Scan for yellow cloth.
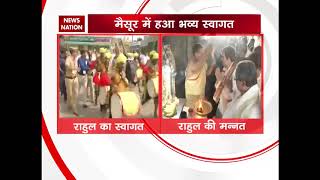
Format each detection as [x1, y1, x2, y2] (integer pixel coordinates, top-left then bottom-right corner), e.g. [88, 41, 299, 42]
[185, 95, 201, 109]
[118, 91, 140, 116]
[151, 76, 159, 95]
[151, 52, 159, 59]
[136, 68, 143, 79]
[133, 52, 139, 58]
[185, 63, 207, 107]
[104, 52, 112, 59]
[149, 50, 156, 55]
[149, 51, 158, 59]
[116, 53, 127, 64]
[126, 53, 134, 58]
[99, 48, 107, 54]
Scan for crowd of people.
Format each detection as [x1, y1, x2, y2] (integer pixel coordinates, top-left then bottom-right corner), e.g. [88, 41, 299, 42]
[59, 39, 159, 118]
[184, 36, 262, 118]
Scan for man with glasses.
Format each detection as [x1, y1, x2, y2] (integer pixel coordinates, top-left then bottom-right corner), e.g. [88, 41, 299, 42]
[222, 60, 260, 118]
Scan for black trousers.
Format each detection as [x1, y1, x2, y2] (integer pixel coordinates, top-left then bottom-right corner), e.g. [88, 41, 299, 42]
[205, 74, 217, 118]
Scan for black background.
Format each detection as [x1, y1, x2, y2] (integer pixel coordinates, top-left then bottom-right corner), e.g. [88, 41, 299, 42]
[3, 0, 305, 179]
[4, 0, 42, 178]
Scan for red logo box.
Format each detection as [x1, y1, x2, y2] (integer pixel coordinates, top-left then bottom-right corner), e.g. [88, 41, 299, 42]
[59, 16, 85, 32]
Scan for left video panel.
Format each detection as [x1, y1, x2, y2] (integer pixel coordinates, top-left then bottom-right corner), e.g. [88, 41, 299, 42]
[58, 35, 159, 119]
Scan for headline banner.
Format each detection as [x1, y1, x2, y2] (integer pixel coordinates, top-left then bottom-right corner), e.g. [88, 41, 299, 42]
[88, 14, 261, 33]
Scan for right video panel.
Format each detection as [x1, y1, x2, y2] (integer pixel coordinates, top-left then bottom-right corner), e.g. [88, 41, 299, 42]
[162, 35, 262, 119]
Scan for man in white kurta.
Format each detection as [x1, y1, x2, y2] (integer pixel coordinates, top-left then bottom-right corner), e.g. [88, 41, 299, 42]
[215, 46, 239, 115]
[222, 60, 260, 118]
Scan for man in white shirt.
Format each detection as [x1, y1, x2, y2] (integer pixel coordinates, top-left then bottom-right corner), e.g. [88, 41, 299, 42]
[215, 46, 239, 115]
[222, 60, 260, 118]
